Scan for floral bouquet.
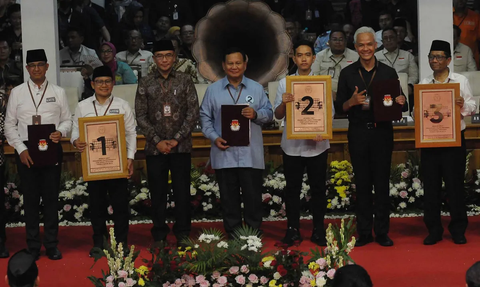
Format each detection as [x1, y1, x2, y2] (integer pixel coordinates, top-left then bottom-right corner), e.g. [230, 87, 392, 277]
[326, 160, 355, 211]
[3, 182, 22, 223]
[58, 177, 90, 222]
[262, 171, 287, 218]
[389, 155, 424, 212]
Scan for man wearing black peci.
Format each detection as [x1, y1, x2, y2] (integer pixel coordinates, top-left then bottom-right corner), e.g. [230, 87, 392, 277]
[4, 49, 72, 260]
[335, 26, 405, 247]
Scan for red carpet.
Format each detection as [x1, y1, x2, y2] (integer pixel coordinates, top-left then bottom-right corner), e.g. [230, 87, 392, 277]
[0, 216, 479, 287]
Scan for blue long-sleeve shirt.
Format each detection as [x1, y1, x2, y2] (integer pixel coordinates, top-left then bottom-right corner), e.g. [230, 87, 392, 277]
[200, 76, 273, 170]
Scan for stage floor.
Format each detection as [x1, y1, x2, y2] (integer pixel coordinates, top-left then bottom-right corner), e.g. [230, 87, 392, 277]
[0, 216, 478, 287]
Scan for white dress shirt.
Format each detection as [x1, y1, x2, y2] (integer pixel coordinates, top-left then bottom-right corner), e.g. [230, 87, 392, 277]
[71, 94, 137, 159]
[454, 43, 477, 72]
[375, 30, 383, 47]
[312, 48, 358, 92]
[59, 45, 98, 66]
[116, 49, 154, 78]
[4, 79, 72, 154]
[375, 48, 419, 85]
[273, 71, 334, 157]
[420, 70, 476, 130]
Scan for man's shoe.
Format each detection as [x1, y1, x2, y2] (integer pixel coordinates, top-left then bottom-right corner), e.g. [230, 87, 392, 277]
[280, 227, 303, 247]
[355, 235, 373, 247]
[375, 235, 394, 247]
[46, 247, 62, 260]
[28, 249, 40, 261]
[423, 234, 442, 245]
[0, 243, 9, 258]
[89, 246, 103, 258]
[311, 231, 327, 246]
[453, 235, 467, 245]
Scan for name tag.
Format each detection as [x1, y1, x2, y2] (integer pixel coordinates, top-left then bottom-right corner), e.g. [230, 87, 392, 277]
[46, 97, 56, 103]
[109, 109, 120, 114]
[140, 59, 146, 62]
[398, 57, 405, 61]
[456, 55, 463, 59]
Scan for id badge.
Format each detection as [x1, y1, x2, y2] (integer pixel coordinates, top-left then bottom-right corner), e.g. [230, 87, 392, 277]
[163, 103, 172, 117]
[327, 67, 335, 78]
[173, 11, 178, 20]
[32, 115, 41, 125]
[362, 95, 371, 110]
[315, 10, 320, 18]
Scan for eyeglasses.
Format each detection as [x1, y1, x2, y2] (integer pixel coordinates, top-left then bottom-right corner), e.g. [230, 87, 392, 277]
[428, 55, 447, 61]
[383, 36, 397, 42]
[27, 62, 46, 69]
[154, 53, 174, 60]
[330, 37, 345, 42]
[100, 49, 113, 54]
[94, 79, 113, 86]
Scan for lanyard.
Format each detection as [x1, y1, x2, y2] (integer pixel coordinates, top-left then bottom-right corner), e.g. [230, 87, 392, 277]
[358, 68, 377, 92]
[385, 50, 400, 67]
[27, 81, 49, 115]
[330, 55, 345, 69]
[160, 78, 172, 95]
[93, 97, 114, 116]
[227, 85, 244, 104]
[127, 52, 141, 65]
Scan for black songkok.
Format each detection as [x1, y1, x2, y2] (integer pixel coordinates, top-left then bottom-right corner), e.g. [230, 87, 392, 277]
[430, 40, 451, 56]
[92, 65, 113, 80]
[26, 49, 47, 63]
[7, 249, 38, 287]
[152, 39, 175, 53]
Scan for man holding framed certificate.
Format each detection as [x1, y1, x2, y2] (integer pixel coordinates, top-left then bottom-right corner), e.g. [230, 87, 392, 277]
[335, 27, 406, 247]
[274, 40, 333, 247]
[71, 66, 136, 256]
[419, 40, 476, 245]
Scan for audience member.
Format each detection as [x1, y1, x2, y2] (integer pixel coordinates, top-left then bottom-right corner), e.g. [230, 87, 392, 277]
[1, 3, 21, 63]
[99, 42, 137, 85]
[116, 29, 154, 78]
[70, 0, 111, 51]
[314, 14, 344, 53]
[58, 0, 78, 49]
[466, 261, 480, 287]
[0, 39, 22, 90]
[119, 6, 154, 51]
[454, 0, 480, 68]
[168, 26, 181, 40]
[0, 0, 9, 32]
[313, 29, 358, 97]
[154, 16, 171, 42]
[286, 18, 300, 44]
[284, 0, 334, 34]
[5, 249, 39, 287]
[332, 264, 373, 287]
[454, 24, 477, 72]
[375, 10, 393, 47]
[59, 27, 98, 66]
[148, 0, 201, 27]
[381, 0, 418, 42]
[179, 24, 195, 62]
[344, 0, 381, 31]
[343, 23, 355, 50]
[392, 18, 417, 56]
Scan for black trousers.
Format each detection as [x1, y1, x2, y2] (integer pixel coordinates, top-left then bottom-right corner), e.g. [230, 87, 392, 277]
[15, 150, 62, 251]
[146, 153, 191, 241]
[0, 165, 5, 243]
[348, 123, 393, 237]
[88, 178, 129, 247]
[215, 168, 263, 235]
[421, 131, 467, 237]
[283, 151, 328, 233]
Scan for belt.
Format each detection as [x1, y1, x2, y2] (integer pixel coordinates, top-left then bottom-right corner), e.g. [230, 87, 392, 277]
[349, 121, 392, 130]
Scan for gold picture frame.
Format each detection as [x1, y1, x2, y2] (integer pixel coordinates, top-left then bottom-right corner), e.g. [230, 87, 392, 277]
[286, 75, 333, 139]
[414, 83, 461, 148]
[78, 115, 128, 181]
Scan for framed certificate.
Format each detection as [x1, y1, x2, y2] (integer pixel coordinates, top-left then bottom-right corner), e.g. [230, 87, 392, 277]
[286, 75, 333, 139]
[414, 83, 461, 148]
[78, 115, 128, 181]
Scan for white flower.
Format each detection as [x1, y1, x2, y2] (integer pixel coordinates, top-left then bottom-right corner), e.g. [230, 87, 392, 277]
[315, 276, 327, 287]
[273, 272, 281, 279]
[408, 197, 415, 203]
[217, 241, 229, 248]
[398, 202, 407, 209]
[269, 210, 277, 217]
[412, 181, 421, 190]
[190, 186, 197, 196]
[272, 195, 281, 204]
[331, 197, 339, 207]
[198, 233, 220, 243]
[415, 189, 424, 197]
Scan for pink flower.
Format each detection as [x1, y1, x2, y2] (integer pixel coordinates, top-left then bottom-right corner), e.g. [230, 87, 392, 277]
[183, 275, 196, 286]
[316, 258, 327, 269]
[106, 283, 113, 287]
[299, 275, 310, 284]
[107, 205, 114, 215]
[327, 269, 336, 279]
[118, 283, 126, 287]
[126, 278, 136, 287]
[213, 284, 221, 287]
[195, 275, 207, 284]
[163, 283, 170, 287]
[240, 265, 249, 273]
[399, 190, 408, 199]
[199, 281, 210, 287]
[305, 195, 311, 202]
[212, 271, 221, 279]
[117, 270, 128, 278]
[106, 276, 114, 283]
[12, 191, 20, 199]
[229, 266, 240, 274]
[63, 204, 72, 212]
[175, 278, 183, 286]
[413, 178, 421, 184]
[248, 274, 259, 283]
[317, 271, 326, 278]
[401, 170, 409, 178]
[217, 276, 228, 285]
[235, 275, 246, 285]
[3, 187, 8, 194]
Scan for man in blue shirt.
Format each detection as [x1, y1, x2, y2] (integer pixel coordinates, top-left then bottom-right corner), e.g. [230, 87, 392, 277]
[274, 40, 332, 246]
[200, 47, 273, 237]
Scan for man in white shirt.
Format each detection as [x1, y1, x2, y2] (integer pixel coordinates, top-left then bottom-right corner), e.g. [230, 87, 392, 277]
[312, 29, 358, 98]
[453, 25, 477, 72]
[4, 49, 72, 260]
[71, 66, 136, 256]
[116, 29, 154, 78]
[59, 27, 98, 66]
[274, 40, 333, 247]
[420, 40, 476, 246]
[375, 28, 418, 111]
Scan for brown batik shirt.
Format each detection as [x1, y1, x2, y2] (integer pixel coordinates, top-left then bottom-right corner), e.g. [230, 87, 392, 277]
[135, 69, 199, 155]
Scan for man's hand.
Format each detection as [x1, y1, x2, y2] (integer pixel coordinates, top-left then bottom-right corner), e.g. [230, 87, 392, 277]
[214, 137, 230, 150]
[156, 140, 171, 154]
[395, 95, 406, 105]
[127, 159, 134, 178]
[74, 140, 87, 152]
[456, 97, 464, 108]
[313, 134, 324, 142]
[167, 139, 178, 148]
[282, 93, 294, 104]
[49, 131, 62, 143]
[241, 107, 257, 119]
[349, 86, 367, 107]
[20, 150, 34, 168]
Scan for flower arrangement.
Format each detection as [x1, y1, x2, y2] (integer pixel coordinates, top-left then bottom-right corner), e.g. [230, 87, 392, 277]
[58, 177, 90, 222]
[89, 228, 140, 287]
[326, 160, 355, 211]
[3, 182, 22, 222]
